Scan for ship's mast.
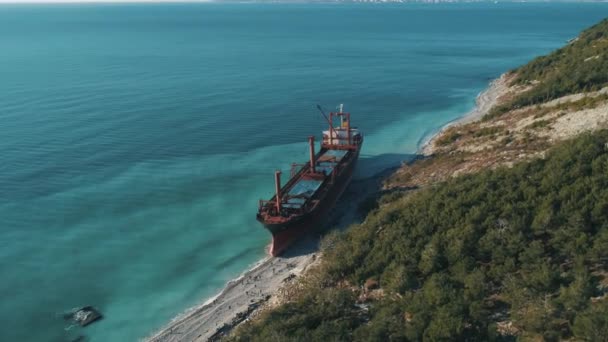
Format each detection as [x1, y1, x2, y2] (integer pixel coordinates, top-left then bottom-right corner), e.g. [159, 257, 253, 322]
[317, 105, 338, 146]
[274, 170, 281, 212]
[308, 136, 316, 174]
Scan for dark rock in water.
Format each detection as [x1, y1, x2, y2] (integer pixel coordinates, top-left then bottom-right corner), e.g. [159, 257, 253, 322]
[64, 306, 103, 327]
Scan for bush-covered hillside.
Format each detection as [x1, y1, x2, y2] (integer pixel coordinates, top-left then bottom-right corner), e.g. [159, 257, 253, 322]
[490, 18, 608, 117]
[231, 130, 608, 341]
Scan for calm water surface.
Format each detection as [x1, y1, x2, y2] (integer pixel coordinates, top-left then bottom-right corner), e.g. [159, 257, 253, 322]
[0, 3, 606, 341]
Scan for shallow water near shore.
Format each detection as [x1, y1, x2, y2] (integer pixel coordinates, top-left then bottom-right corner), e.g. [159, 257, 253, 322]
[1, 3, 607, 341]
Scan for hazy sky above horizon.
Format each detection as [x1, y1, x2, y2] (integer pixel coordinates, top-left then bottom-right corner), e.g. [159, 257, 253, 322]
[0, 0, 212, 3]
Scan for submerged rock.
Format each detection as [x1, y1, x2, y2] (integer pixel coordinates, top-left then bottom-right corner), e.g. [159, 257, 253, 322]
[64, 306, 103, 327]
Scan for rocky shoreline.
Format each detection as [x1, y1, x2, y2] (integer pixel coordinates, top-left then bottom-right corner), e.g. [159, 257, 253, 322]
[145, 244, 319, 342]
[145, 170, 390, 342]
[420, 73, 510, 156]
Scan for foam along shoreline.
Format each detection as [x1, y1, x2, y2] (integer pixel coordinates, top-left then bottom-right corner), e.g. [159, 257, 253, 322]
[419, 73, 509, 156]
[145, 77, 509, 342]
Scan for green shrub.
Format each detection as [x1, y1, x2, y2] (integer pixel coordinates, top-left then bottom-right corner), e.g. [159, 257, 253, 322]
[473, 126, 504, 138]
[436, 130, 462, 146]
[527, 119, 551, 130]
[231, 130, 608, 341]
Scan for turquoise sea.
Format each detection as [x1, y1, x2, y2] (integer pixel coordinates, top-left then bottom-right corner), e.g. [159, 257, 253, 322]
[1, 3, 606, 341]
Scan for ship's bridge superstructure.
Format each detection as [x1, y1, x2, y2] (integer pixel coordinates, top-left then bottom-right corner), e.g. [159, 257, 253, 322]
[321, 106, 362, 150]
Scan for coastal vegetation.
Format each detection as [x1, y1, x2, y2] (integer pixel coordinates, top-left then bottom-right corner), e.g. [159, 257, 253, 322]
[232, 130, 608, 341]
[489, 18, 608, 118]
[228, 18, 608, 342]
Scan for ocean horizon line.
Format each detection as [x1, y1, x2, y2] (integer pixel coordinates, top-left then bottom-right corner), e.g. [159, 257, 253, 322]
[1, 0, 606, 5]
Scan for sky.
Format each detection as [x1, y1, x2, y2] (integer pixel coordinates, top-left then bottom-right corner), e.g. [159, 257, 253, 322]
[0, 0, 212, 3]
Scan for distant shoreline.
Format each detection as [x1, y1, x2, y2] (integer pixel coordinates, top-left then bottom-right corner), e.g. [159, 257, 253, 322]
[0, 1, 213, 4]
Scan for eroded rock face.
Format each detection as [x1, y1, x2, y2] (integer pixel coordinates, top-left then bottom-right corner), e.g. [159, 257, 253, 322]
[64, 306, 103, 327]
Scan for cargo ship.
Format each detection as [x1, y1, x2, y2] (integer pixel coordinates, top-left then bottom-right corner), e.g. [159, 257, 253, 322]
[256, 105, 363, 256]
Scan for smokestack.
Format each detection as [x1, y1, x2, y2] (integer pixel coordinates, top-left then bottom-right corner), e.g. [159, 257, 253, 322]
[275, 170, 282, 212]
[309, 136, 316, 173]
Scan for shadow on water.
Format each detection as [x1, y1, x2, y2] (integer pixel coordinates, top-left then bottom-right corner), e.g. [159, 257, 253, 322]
[278, 152, 417, 260]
